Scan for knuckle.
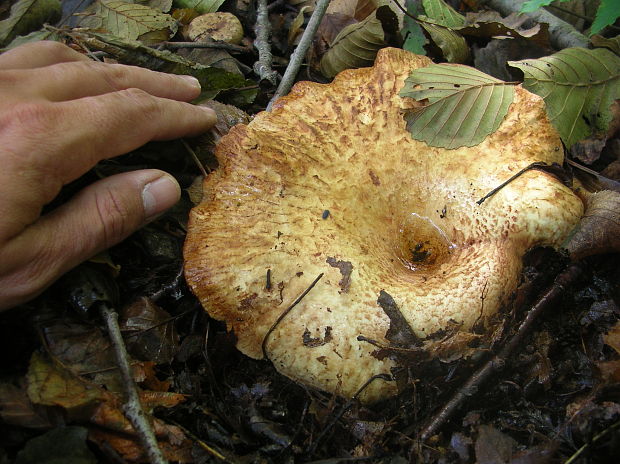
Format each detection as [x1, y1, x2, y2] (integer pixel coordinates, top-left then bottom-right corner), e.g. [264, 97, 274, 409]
[119, 87, 160, 112]
[94, 187, 133, 248]
[101, 63, 135, 90]
[0, 246, 56, 310]
[9, 101, 56, 131]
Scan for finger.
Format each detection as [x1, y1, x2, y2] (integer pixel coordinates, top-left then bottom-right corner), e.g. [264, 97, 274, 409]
[11, 60, 201, 102]
[35, 90, 216, 182]
[0, 169, 180, 310]
[0, 41, 89, 70]
[0, 92, 214, 240]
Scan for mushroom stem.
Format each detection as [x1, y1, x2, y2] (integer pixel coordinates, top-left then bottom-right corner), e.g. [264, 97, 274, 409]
[267, 0, 331, 110]
[418, 263, 583, 442]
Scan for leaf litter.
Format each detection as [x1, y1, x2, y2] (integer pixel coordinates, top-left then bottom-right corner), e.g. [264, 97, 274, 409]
[1, 0, 620, 462]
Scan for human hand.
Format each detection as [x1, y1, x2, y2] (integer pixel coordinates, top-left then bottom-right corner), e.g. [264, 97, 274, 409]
[0, 41, 217, 310]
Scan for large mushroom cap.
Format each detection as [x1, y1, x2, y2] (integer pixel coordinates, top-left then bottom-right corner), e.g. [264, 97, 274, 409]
[184, 48, 583, 402]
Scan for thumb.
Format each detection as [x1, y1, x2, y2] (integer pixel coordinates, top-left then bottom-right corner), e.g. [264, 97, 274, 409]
[0, 170, 180, 309]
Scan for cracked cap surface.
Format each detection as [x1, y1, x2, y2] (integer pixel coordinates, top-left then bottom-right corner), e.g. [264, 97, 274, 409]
[184, 48, 583, 402]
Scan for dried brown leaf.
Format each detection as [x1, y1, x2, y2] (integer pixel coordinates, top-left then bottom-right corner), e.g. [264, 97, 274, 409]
[120, 297, 180, 364]
[310, 12, 358, 67]
[475, 424, 517, 464]
[564, 190, 620, 260]
[0, 382, 53, 429]
[26, 352, 107, 416]
[461, 11, 550, 48]
[603, 321, 620, 355]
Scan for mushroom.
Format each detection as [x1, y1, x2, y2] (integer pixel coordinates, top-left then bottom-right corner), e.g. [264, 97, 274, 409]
[184, 48, 583, 402]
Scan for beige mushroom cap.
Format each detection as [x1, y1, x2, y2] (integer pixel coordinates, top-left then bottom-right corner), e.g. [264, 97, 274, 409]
[184, 48, 583, 402]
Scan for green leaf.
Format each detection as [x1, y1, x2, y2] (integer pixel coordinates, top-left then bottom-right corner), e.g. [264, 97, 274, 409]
[15, 427, 97, 464]
[78, 32, 255, 102]
[319, 6, 398, 78]
[1, 27, 61, 50]
[422, 0, 465, 28]
[591, 0, 620, 35]
[591, 34, 620, 55]
[520, 0, 555, 13]
[87, 0, 178, 44]
[172, 0, 225, 14]
[509, 47, 620, 148]
[399, 64, 515, 149]
[138, 0, 173, 12]
[0, 0, 61, 47]
[420, 21, 469, 63]
[402, 0, 427, 55]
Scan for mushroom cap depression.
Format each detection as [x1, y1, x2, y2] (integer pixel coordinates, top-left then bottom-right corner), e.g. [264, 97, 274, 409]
[184, 48, 583, 402]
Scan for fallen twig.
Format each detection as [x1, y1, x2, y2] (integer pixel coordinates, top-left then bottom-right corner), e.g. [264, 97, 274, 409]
[267, 0, 331, 110]
[162, 41, 250, 53]
[100, 304, 168, 464]
[486, 0, 588, 49]
[418, 263, 583, 442]
[182, 138, 209, 177]
[564, 419, 620, 464]
[253, 0, 279, 85]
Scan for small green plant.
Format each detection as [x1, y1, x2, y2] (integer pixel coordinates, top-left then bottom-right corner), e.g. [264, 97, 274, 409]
[521, 0, 620, 35]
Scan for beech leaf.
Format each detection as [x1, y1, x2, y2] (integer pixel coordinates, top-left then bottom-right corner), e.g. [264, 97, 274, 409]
[172, 0, 225, 14]
[590, 0, 620, 35]
[319, 5, 398, 78]
[79, 32, 254, 101]
[420, 21, 469, 63]
[0, 0, 61, 46]
[87, 0, 178, 44]
[399, 64, 514, 148]
[563, 190, 620, 260]
[509, 47, 620, 148]
[422, 0, 465, 28]
[2, 27, 61, 50]
[138, 0, 173, 12]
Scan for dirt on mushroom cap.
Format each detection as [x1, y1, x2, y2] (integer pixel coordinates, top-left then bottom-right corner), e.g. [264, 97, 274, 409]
[183, 48, 583, 402]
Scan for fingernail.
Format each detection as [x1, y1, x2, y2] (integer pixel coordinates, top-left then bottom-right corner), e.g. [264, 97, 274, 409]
[199, 105, 217, 122]
[142, 175, 181, 220]
[180, 75, 201, 89]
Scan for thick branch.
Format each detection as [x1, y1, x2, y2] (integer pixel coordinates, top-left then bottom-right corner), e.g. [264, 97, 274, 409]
[267, 0, 331, 110]
[485, 0, 588, 49]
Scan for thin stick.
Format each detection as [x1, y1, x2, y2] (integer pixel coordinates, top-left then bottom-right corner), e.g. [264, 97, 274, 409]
[419, 263, 582, 442]
[100, 304, 167, 464]
[253, 0, 279, 85]
[564, 419, 620, 464]
[162, 41, 249, 53]
[181, 139, 209, 177]
[261, 273, 324, 358]
[476, 162, 545, 205]
[267, 0, 331, 110]
[169, 421, 231, 462]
